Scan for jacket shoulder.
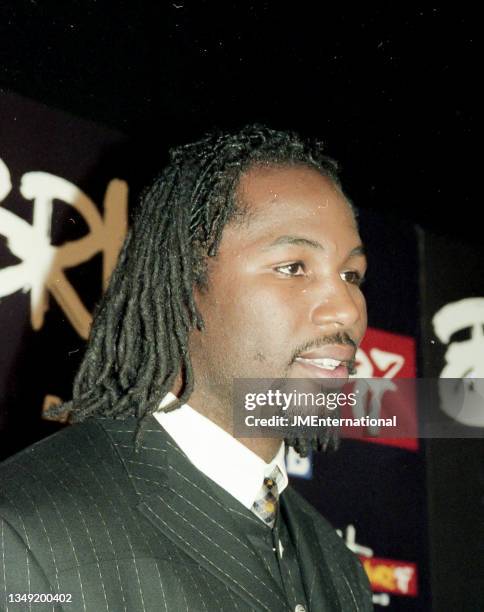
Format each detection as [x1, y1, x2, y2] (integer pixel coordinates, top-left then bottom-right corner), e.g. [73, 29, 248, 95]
[0, 419, 136, 517]
[0, 420, 114, 483]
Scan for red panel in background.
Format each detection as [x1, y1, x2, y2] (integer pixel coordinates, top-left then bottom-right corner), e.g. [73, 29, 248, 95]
[360, 556, 418, 597]
[355, 327, 418, 451]
[359, 328, 416, 378]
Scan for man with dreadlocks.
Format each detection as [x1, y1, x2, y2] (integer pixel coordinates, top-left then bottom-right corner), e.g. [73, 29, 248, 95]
[0, 125, 372, 611]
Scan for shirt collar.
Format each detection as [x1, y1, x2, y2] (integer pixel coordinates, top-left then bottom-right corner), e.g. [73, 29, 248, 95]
[153, 393, 288, 509]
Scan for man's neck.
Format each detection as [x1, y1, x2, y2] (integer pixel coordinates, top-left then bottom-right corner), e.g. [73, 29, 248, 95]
[191, 403, 282, 462]
[179, 386, 282, 463]
[233, 436, 282, 463]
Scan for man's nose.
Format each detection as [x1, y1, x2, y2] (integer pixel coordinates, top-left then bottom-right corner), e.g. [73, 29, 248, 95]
[309, 278, 362, 330]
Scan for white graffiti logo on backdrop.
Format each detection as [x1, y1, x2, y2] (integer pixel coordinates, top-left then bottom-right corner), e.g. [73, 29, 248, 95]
[0, 156, 128, 339]
[350, 346, 404, 435]
[432, 297, 484, 427]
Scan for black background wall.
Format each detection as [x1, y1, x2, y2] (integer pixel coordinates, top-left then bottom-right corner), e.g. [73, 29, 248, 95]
[1, 4, 481, 611]
[0, 3, 479, 245]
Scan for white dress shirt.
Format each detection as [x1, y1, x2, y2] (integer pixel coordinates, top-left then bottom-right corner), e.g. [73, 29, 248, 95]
[154, 393, 288, 511]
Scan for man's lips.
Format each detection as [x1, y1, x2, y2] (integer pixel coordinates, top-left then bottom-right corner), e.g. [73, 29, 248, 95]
[292, 346, 355, 379]
[297, 346, 355, 362]
[293, 359, 349, 379]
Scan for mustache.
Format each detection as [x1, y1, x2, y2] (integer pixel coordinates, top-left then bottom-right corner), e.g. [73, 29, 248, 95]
[288, 332, 358, 374]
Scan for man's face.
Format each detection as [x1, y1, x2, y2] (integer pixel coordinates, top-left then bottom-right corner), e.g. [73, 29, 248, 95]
[187, 164, 368, 423]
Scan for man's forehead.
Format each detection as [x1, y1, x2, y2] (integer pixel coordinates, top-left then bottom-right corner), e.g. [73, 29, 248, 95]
[234, 163, 356, 227]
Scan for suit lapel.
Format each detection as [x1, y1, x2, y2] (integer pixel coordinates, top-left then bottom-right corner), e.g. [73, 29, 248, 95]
[109, 417, 288, 612]
[282, 488, 344, 612]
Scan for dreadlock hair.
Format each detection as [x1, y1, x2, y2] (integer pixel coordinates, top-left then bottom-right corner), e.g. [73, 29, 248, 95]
[51, 124, 348, 456]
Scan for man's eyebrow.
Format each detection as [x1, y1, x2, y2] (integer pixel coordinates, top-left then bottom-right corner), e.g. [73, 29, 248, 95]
[263, 235, 324, 251]
[263, 235, 367, 258]
[348, 244, 366, 258]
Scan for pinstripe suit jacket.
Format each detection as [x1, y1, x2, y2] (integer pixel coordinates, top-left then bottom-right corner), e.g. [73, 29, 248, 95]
[0, 417, 372, 612]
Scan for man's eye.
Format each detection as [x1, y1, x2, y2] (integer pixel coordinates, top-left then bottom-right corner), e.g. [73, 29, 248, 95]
[341, 270, 365, 286]
[274, 262, 306, 276]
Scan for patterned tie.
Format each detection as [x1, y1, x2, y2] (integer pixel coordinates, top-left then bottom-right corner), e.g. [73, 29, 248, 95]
[251, 467, 281, 528]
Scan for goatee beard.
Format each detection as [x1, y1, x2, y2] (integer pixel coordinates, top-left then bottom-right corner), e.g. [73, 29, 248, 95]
[285, 426, 340, 458]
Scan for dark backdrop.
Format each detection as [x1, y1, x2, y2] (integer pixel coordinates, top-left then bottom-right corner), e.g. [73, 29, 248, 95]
[0, 3, 478, 244]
